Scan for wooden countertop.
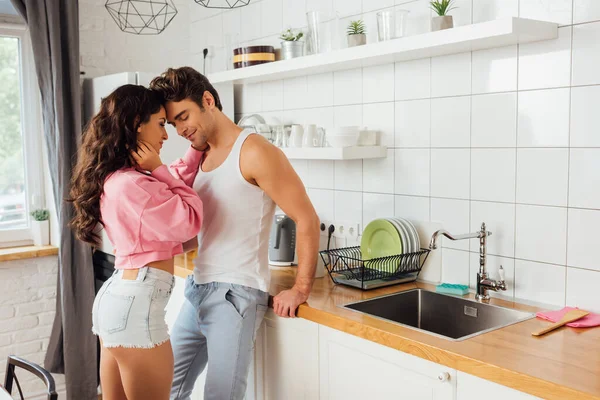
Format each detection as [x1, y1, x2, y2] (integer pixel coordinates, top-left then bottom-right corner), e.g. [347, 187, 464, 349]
[174, 262, 600, 400]
[0, 245, 58, 262]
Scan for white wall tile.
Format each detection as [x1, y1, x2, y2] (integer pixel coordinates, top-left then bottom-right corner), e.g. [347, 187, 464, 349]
[307, 107, 335, 132]
[262, 80, 284, 111]
[395, 58, 430, 100]
[307, 160, 334, 189]
[431, 149, 470, 199]
[334, 68, 363, 106]
[335, 190, 363, 223]
[363, 149, 395, 194]
[394, 149, 430, 196]
[431, 53, 471, 97]
[441, 248, 470, 286]
[470, 253, 515, 298]
[395, 195, 430, 222]
[395, 99, 431, 148]
[473, 0, 519, 23]
[241, 1, 262, 41]
[470, 201, 516, 258]
[515, 259, 566, 307]
[517, 88, 570, 147]
[518, 27, 571, 90]
[567, 208, 600, 271]
[471, 92, 517, 148]
[515, 205, 567, 265]
[334, 160, 363, 192]
[308, 189, 334, 221]
[283, 0, 307, 29]
[447, 0, 472, 27]
[261, 0, 283, 37]
[363, 0, 395, 13]
[307, 72, 334, 108]
[239, 82, 262, 113]
[431, 198, 470, 251]
[283, 76, 308, 109]
[334, 0, 362, 17]
[569, 149, 600, 210]
[519, 0, 573, 26]
[570, 86, 600, 147]
[222, 8, 242, 43]
[431, 96, 470, 148]
[363, 193, 395, 225]
[363, 102, 395, 147]
[472, 45, 517, 94]
[574, 0, 600, 23]
[566, 268, 600, 313]
[572, 22, 600, 86]
[517, 149, 569, 207]
[306, 0, 334, 15]
[334, 105, 363, 128]
[363, 64, 395, 103]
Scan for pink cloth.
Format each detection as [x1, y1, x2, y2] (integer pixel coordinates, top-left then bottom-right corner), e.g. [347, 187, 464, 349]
[536, 307, 600, 328]
[100, 151, 204, 270]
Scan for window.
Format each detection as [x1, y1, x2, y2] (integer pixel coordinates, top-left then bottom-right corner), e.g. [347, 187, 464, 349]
[0, 23, 44, 246]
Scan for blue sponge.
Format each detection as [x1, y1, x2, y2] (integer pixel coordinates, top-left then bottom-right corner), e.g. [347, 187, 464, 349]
[436, 283, 469, 296]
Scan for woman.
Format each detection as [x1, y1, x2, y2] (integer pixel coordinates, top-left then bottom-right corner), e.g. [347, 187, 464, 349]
[69, 84, 203, 400]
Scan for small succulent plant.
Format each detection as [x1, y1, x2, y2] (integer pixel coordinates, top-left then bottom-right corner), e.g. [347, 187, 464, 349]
[30, 209, 49, 221]
[430, 0, 457, 16]
[347, 20, 366, 35]
[280, 28, 304, 41]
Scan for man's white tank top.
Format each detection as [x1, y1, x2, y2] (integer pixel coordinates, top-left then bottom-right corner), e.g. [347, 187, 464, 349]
[192, 129, 276, 292]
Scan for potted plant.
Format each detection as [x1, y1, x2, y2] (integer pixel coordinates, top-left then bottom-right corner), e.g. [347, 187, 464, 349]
[430, 0, 456, 31]
[30, 208, 50, 246]
[347, 20, 366, 47]
[279, 28, 304, 60]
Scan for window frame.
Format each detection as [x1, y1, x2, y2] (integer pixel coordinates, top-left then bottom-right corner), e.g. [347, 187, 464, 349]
[0, 22, 45, 247]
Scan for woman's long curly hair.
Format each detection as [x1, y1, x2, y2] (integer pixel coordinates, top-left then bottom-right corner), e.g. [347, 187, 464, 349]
[69, 84, 163, 246]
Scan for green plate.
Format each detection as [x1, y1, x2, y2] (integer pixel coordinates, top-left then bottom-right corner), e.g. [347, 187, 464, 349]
[361, 219, 403, 262]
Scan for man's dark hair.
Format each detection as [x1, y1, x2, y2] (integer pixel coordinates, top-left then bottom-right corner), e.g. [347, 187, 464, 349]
[149, 66, 222, 111]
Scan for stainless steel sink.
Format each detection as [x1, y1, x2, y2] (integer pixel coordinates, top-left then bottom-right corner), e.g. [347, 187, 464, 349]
[344, 289, 534, 341]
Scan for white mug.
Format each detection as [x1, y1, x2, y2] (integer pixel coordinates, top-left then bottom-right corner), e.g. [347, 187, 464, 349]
[289, 125, 304, 148]
[303, 124, 319, 148]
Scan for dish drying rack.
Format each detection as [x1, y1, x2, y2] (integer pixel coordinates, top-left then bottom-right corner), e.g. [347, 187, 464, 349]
[319, 245, 430, 290]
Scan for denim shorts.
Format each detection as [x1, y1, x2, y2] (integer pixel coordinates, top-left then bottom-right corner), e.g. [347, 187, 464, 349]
[92, 267, 175, 348]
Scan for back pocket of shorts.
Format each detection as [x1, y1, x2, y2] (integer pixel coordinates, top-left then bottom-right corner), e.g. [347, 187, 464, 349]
[99, 292, 135, 334]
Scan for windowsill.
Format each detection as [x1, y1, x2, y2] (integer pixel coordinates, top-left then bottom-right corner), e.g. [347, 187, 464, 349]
[0, 245, 59, 262]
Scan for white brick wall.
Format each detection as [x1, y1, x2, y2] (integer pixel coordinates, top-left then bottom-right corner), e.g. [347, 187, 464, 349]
[0, 256, 66, 398]
[79, 0, 193, 78]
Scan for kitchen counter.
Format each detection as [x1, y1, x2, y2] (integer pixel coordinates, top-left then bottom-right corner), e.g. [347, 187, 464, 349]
[173, 262, 600, 400]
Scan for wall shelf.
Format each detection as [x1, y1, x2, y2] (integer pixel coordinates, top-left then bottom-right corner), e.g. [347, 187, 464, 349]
[208, 18, 557, 85]
[281, 146, 387, 160]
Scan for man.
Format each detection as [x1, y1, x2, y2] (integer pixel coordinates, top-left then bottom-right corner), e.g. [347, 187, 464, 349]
[150, 67, 320, 400]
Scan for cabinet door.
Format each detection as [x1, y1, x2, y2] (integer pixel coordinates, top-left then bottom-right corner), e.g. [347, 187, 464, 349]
[254, 310, 320, 400]
[456, 371, 541, 400]
[319, 325, 456, 400]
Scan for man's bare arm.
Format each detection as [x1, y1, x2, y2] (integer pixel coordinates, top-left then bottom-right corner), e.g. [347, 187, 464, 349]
[241, 134, 320, 316]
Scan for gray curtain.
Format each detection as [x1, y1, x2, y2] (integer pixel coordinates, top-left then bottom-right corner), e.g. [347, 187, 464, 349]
[10, 1, 97, 399]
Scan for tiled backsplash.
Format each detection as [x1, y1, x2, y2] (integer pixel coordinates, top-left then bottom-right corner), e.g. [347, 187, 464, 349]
[189, 0, 600, 312]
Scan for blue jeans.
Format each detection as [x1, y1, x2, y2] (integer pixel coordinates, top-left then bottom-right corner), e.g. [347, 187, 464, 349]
[170, 276, 269, 400]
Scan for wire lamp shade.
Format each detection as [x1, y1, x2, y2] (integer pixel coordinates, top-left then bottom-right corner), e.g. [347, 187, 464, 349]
[194, 0, 251, 9]
[105, 0, 178, 35]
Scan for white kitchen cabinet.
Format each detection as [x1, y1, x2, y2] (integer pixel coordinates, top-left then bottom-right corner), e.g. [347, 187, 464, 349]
[253, 309, 320, 400]
[456, 371, 541, 400]
[318, 325, 456, 400]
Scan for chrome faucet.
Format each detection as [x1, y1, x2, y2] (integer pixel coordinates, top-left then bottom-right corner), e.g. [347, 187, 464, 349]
[429, 222, 506, 302]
